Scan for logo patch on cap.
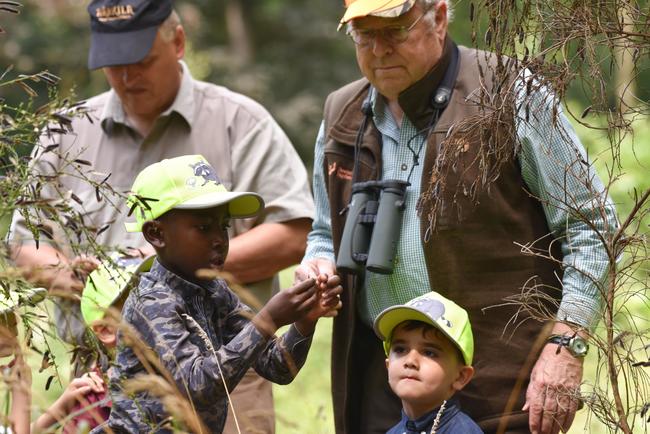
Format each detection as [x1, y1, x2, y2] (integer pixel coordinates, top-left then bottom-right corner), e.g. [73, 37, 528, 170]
[190, 161, 222, 187]
[95, 5, 135, 22]
[410, 298, 452, 328]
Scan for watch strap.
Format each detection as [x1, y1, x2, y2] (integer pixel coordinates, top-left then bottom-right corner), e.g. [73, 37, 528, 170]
[547, 333, 588, 357]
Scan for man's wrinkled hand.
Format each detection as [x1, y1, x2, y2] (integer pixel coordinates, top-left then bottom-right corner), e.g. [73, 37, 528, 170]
[294, 258, 336, 285]
[49, 256, 99, 297]
[524, 341, 584, 434]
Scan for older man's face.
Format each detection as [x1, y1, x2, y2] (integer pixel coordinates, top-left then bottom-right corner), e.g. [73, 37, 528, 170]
[103, 27, 184, 123]
[352, 3, 448, 102]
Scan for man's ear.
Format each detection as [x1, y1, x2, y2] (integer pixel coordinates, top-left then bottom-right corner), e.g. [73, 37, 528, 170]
[452, 365, 475, 392]
[174, 25, 186, 60]
[142, 220, 165, 248]
[433, 1, 449, 38]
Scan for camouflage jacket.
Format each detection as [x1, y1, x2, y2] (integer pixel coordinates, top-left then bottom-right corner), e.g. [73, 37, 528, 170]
[104, 260, 313, 433]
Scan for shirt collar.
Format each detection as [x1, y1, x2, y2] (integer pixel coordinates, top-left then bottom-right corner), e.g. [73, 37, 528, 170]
[100, 60, 196, 134]
[146, 259, 224, 298]
[400, 398, 461, 433]
[371, 87, 413, 143]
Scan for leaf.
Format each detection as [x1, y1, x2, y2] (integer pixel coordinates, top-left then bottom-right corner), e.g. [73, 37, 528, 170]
[17, 81, 37, 97]
[42, 144, 59, 153]
[73, 159, 92, 166]
[97, 224, 110, 236]
[45, 375, 55, 391]
[37, 71, 59, 85]
[0, 64, 14, 81]
[46, 127, 67, 134]
[40, 350, 51, 372]
[52, 112, 72, 125]
[99, 172, 111, 184]
[0, 5, 21, 14]
[71, 192, 83, 205]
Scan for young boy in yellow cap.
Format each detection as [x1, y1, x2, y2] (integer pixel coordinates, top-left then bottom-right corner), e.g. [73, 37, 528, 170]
[374, 292, 483, 434]
[103, 154, 341, 433]
[58, 255, 152, 433]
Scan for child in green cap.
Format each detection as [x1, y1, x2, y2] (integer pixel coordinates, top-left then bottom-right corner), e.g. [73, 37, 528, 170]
[374, 291, 483, 434]
[0, 286, 109, 434]
[104, 154, 341, 434]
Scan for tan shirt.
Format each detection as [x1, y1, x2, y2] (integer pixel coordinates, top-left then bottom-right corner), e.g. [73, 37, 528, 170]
[11, 61, 314, 293]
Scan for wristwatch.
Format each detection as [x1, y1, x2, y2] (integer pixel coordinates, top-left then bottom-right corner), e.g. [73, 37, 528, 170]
[547, 334, 589, 358]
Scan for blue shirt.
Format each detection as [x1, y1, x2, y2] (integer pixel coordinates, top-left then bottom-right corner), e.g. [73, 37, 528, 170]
[387, 400, 483, 434]
[304, 71, 618, 329]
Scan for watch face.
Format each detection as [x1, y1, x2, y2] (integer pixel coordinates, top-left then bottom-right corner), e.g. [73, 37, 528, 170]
[570, 337, 589, 357]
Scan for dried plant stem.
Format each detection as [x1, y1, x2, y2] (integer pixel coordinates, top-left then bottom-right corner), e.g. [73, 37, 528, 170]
[181, 313, 242, 434]
[604, 262, 632, 434]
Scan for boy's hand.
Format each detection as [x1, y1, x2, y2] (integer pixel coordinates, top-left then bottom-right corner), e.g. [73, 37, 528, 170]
[254, 278, 317, 336]
[295, 273, 343, 335]
[315, 273, 343, 317]
[34, 371, 104, 431]
[52, 371, 105, 415]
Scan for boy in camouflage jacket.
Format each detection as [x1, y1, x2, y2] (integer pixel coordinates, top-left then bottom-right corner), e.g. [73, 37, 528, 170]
[102, 155, 341, 433]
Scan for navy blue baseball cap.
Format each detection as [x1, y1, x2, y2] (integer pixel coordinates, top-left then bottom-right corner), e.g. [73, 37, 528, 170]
[87, 0, 173, 69]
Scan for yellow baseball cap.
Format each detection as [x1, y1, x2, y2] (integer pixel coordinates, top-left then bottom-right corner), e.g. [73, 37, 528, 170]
[125, 155, 264, 232]
[374, 291, 474, 365]
[81, 255, 155, 325]
[339, 0, 416, 28]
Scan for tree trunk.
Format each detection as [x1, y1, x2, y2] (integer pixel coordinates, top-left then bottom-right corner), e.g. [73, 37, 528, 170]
[615, 3, 637, 114]
[225, 0, 253, 66]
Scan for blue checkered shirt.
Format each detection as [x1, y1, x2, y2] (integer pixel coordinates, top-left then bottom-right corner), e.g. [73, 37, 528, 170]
[304, 76, 618, 329]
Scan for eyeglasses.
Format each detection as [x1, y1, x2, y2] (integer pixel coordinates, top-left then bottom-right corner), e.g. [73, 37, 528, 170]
[347, 7, 431, 47]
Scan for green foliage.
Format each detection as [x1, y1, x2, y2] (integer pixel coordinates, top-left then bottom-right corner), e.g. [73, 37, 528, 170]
[0, 0, 497, 167]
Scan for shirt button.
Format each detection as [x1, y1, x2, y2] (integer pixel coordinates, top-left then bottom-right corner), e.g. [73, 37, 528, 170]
[400, 163, 408, 171]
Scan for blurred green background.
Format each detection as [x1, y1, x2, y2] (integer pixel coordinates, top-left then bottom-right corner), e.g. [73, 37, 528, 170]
[2, 0, 647, 169]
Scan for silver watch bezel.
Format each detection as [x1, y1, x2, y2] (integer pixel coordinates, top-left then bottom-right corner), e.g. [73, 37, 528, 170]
[548, 334, 589, 358]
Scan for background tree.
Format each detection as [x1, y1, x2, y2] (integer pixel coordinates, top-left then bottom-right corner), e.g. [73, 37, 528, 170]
[457, 1, 649, 433]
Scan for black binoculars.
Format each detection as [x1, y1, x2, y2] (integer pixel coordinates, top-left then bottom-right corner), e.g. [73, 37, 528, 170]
[337, 179, 410, 275]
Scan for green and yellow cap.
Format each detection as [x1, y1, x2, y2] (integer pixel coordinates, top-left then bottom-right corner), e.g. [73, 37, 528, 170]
[81, 255, 154, 325]
[374, 291, 474, 365]
[125, 155, 264, 232]
[339, 0, 416, 28]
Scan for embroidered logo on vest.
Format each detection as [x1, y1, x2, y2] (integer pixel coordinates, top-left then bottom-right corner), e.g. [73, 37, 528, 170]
[328, 162, 353, 181]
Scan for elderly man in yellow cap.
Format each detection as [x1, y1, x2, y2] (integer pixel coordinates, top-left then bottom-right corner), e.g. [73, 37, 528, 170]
[296, 0, 617, 433]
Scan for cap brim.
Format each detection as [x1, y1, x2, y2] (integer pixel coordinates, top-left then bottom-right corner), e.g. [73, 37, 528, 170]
[375, 305, 472, 364]
[109, 255, 156, 311]
[174, 191, 264, 219]
[375, 306, 443, 341]
[340, 0, 415, 26]
[88, 25, 159, 69]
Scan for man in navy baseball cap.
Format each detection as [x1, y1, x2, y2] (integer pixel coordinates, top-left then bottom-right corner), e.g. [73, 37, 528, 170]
[10, 1, 315, 433]
[87, 0, 173, 69]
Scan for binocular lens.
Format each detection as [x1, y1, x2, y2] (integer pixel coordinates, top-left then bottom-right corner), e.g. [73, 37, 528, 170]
[336, 179, 409, 275]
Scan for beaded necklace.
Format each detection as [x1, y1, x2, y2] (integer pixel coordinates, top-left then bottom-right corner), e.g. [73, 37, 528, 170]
[429, 400, 447, 434]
